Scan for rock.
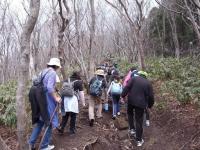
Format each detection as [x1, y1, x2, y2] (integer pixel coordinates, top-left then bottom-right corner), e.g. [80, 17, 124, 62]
[118, 130, 128, 140]
[114, 117, 129, 130]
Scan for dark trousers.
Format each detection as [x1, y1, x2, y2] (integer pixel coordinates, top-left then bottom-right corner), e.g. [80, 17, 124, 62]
[112, 94, 120, 116]
[145, 108, 150, 120]
[127, 104, 144, 141]
[60, 112, 77, 132]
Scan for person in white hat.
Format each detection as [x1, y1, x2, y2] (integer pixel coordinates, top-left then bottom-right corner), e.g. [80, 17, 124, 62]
[88, 69, 107, 127]
[29, 58, 62, 150]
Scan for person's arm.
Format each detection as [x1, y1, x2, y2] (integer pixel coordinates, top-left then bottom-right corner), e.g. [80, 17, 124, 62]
[47, 73, 61, 103]
[107, 82, 112, 96]
[121, 78, 133, 98]
[79, 91, 86, 106]
[102, 79, 107, 100]
[78, 81, 86, 106]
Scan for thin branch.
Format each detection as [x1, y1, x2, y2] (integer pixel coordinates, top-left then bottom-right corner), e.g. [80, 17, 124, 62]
[104, 0, 134, 26]
[155, 0, 183, 15]
[191, 0, 200, 10]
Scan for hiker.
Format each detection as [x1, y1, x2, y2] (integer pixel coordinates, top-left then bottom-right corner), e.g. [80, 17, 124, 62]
[107, 75, 123, 119]
[28, 58, 62, 150]
[57, 71, 86, 135]
[123, 67, 138, 87]
[88, 69, 107, 126]
[121, 71, 154, 147]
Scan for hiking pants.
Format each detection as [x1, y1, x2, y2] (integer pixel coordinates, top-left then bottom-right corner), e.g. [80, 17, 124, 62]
[145, 108, 150, 120]
[60, 112, 77, 132]
[127, 104, 144, 141]
[89, 96, 102, 120]
[112, 94, 120, 116]
[29, 120, 52, 149]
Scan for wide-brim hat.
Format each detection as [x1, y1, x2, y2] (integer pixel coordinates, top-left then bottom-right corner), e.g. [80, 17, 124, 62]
[95, 69, 105, 76]
[47, 58, 61, 68]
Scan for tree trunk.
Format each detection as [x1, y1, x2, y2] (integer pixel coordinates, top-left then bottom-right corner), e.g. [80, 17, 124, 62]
[168, 12, 180, 59]
[16, 0, 40, 149]
[88, 0, 95, 78]
[74, 0, 88, 81]
[184, 0, 200, 43]
[58, 0, 70, 80]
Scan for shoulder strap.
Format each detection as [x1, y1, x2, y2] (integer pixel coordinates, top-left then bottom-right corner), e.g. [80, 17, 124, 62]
[40, 69, 51, 83]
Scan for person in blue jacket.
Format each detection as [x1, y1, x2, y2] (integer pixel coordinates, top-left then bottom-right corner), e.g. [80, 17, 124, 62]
[28, 58, 62, 150]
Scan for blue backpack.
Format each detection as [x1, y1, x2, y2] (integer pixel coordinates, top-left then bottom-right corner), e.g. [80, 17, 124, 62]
[89, 77, 103, 97]
[111, 81, 122, 95]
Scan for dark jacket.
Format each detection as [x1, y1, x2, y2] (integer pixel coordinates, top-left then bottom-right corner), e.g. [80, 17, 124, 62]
[121, 76, 154, 109]
[29, 76, 50, 125]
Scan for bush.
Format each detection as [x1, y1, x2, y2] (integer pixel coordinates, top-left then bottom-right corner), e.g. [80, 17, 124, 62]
[146, 57, 200, 104]
[0, 81, 17, 128]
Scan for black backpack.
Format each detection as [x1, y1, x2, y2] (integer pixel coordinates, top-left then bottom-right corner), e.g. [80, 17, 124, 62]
[28, 70, 50, 125]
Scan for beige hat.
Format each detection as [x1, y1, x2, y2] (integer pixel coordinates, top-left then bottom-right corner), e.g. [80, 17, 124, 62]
[95, 69, 105, 76]
[47, 58, 61, 68]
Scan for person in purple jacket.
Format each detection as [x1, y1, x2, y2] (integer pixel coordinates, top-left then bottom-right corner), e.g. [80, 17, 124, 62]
[29, 58, 62, 150]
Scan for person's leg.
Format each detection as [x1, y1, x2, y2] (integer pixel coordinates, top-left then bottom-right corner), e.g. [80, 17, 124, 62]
[135, 106, 144, 141]
[112, 94, 117, 117]
[59, 112, 70, 132]
[70, 112, 77, 133]
[41, 125, 53, 149]
[145, 108, 150, 120]
[127, 104, 135, 130]
[96, 97, 103, 118]
[28, 120, 44, 148]
[88, 96, 95, 120]
[116, 94, 121, 114]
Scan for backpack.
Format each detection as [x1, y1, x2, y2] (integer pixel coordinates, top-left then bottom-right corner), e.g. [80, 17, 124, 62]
[111, 68, 119, 76]
[131, 70, 138, 78]
[60, 79, 78, 97]
[89, 77, 103, 97]
[111, 81, 122, 95]
[29, 69, 51, 125]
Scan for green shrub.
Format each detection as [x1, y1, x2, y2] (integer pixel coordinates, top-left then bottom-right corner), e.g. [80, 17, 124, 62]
[147, 57, 200, 104]
[0, 81, 17, 128]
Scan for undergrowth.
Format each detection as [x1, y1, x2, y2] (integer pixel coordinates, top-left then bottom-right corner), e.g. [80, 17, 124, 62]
[119, 57, 200, 105]
[0, 81, 17, 128]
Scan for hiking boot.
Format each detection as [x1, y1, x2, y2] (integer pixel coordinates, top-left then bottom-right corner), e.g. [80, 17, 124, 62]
[128, 129, 136, 136]
[112, 116, 116, 120]
[41, 145, 55, 150]
[117, 112, 121, 116]
[137, 139, 144, 147]
[96, 115, 103, 119]
[69, 129, 76, 135]
[146, 120, 150, 127]
[56, 127, 64, 134]
[89, 119, 94, 127]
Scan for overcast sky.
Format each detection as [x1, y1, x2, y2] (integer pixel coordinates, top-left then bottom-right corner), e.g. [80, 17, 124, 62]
[8, 0, 158, 24]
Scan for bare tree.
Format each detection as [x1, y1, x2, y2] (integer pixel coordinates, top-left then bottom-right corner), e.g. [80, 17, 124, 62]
[16, 0, 40, 149]
[105, 0, 147, 69]
[88, 0, 96, 77]
[58, 0, 71, 79]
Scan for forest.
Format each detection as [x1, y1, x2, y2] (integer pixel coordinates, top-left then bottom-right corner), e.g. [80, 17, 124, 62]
[0, 0, 200, 150]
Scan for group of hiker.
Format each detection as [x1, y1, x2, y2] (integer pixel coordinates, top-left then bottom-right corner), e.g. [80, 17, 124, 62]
[28, 58, 154, 150]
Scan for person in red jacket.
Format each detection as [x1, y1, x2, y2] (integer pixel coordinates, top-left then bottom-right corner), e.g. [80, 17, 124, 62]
[121, 71, 154, 147]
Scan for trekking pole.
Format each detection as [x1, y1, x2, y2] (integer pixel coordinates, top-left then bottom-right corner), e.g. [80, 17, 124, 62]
[38, 103, 59, 150]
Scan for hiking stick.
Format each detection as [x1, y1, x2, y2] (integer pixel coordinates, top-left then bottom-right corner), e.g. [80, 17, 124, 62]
[38, 103, 59, 150]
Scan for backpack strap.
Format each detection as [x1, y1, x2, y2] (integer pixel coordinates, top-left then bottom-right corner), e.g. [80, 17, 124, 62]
[40, 69, 51, 84]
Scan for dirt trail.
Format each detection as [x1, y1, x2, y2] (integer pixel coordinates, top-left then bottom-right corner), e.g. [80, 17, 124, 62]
[53, 82, 200, 150]
[1, 81, 200, 150]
